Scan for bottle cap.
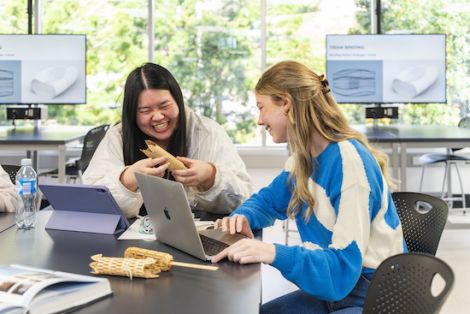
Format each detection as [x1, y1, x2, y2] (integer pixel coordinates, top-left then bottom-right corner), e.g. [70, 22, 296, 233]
[21, 158, 32, 166]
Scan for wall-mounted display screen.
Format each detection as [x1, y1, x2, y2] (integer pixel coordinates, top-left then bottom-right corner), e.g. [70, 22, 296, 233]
[0, 34, 86, 104]
[326, 34, 446, 104]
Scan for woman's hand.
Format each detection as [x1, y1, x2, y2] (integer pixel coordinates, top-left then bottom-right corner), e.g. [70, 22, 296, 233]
[211, 238, 276, 264]
[214, 214, 254, 238]
[120, 157, 169, 191]
[172, 157, 216, 191]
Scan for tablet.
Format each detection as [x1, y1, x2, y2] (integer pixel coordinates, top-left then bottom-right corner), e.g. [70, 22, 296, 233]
[39, 183, 129, 234]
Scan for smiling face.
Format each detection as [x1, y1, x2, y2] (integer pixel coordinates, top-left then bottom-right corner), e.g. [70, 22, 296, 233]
[136, 89, 180, 148]
[255, 93, 290, 143]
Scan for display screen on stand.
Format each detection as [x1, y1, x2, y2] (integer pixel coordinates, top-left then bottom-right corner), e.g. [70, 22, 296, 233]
[0, 34, 86, 105]
[325, 34, 446, 104]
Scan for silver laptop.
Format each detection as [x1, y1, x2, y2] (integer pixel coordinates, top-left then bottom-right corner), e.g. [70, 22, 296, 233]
[135, 172, 247, 261]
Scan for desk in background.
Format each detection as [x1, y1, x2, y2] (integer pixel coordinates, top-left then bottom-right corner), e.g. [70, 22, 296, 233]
[0, 211, 261, 314]
[353, 124, 470, 191]
[0, 125, 92, 183]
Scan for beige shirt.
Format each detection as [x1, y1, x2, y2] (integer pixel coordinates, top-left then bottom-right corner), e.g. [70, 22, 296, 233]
[0, 165, 20, 212]
[83, 106, 253, 218]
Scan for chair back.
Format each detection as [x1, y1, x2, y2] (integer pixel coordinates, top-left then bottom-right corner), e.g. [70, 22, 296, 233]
[392, 192, 448, 255]
[1, 164, 21, 184]
[363, 253, 454, 314]
[76, 124, 110, 174]
[450, 116, 470, 153]
[458, 116, 470, 129]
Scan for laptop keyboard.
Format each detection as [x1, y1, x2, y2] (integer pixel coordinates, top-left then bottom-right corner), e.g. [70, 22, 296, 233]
[199, 234, 229, 256]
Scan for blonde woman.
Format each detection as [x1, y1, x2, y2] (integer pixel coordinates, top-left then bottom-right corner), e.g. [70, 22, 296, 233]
[212, 61, 405, 313]
[0, 165, 20, 212]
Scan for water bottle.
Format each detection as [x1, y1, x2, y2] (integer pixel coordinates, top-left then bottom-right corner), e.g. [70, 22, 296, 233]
[15, 158, 38, 229]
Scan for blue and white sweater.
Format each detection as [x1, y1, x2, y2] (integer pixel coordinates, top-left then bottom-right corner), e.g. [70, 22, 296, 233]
[234, 139, 405, 301]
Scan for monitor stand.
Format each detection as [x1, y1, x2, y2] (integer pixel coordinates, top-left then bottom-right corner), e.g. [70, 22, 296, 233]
[6, 104, 47, 170]
[365, 104, 399, 126]
[6, 104, 48, 128]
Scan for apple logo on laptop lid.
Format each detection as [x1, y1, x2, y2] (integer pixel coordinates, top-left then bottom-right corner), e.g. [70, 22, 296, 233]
[163, 207, 171, 220]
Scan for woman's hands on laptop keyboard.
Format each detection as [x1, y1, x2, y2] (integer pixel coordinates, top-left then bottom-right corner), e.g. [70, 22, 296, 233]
[210, 237, 275, 264]
[212, 215, 275, 265]
[214, 214, 254, 238]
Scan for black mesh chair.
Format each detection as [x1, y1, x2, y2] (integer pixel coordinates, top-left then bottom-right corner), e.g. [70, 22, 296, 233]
[73, 124, 110, 178]
[392, 192, 448, 256]
[363, 252, 454, 314]
[418, 116, 470, 211]
[1, 164, 21, 184]
[39, 124, 110, 182]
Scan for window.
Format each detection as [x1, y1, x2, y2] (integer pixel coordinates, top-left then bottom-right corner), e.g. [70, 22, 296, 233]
[378, 0, 468, 126]
[4, 1, 466, 143]
[265, 0, 365, 143]
[153, 0, 261, 144]
[0, 1, 28, 125]
[41, 0, 149, 125]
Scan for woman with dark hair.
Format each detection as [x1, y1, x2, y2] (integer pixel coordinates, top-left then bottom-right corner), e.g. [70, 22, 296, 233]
[83, 63, 252, 218]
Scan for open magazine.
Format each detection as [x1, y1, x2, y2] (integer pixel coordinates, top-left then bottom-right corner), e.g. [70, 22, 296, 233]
[0, 264, 112, 314]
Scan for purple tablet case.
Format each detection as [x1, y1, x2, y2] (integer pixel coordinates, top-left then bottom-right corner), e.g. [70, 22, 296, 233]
[39, 183, 129, 234]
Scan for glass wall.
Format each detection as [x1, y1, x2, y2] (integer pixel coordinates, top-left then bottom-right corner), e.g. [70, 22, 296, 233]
[265, 0, 364, 144]
[153, 0, 261, 144]
[2, 1, 467, 143]
[0, 0, 365, 144]
[0, 1, 28, 124]
[41, 0, 148, 125]
[378, 0, 470, 126]
[0, 1, 27, 33]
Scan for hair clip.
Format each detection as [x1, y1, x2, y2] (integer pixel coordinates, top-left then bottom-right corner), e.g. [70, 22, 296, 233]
[319, 74, 330, 87]
[319, 74, 330, 94]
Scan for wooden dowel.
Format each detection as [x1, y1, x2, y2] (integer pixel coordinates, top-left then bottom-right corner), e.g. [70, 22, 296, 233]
[171, 261, 218, 271]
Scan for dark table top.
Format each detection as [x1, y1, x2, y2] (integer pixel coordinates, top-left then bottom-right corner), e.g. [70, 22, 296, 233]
[0, 125, 92, 144]
[0, 211, 261, 314]
[352, 124, 470, 143]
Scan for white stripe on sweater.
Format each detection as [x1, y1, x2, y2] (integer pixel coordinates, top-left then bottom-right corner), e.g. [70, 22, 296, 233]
[363, 178, 404, 269]
[329, 141, 370, 255]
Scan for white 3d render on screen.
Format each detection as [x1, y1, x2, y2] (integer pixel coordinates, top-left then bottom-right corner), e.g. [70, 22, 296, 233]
[0, 34, 86, 104]
[31, 66, 79, 99]
[326, 34, 446, 104]
[391, 66, 439, 99]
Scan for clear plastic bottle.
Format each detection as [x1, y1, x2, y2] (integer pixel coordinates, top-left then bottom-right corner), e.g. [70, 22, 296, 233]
[15, 158, 38, 229]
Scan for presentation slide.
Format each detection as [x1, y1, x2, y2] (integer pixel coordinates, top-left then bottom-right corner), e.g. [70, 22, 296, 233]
[0, 35, 86, 104]
[326, 34, 446, 104]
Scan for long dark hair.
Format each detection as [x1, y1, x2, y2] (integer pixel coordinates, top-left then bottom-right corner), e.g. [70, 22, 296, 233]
[122, 63, 187, 165]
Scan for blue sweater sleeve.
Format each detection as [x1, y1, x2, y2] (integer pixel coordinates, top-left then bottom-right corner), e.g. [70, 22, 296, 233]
[268, 180, 371, 301]
[234, 141, 404, 301]
[235, 166, 365, 301]
[272, 240, 362, 301]
[232, 171, 291, 229]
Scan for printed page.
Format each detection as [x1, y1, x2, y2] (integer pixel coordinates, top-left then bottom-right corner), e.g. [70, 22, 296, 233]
[0, 300, 23, 313]
[0, 265, 106, 310]
[0, 265, 75, 308]
[118, 218, 214, 240]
